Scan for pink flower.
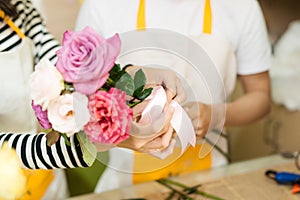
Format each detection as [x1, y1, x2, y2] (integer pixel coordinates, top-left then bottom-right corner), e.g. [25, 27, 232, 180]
[84, 88, 132, 145]
[56, 26, 121, 95]
[31, 101, 52, 129]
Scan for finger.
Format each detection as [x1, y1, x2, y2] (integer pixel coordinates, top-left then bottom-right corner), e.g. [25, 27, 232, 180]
[161, 72, 177, 102]
[140, 126, 174, 151]
[151, 104, 174, 134]
[136, 105, 174, 146]
[165, 89, 176, 103]
[183, 102, 200, 119]
[196, 131, 205, 140]
[195, 128, 206, 138]
[192, 118, 201, 130]
[132, 100, 150, 118]
[129, 106, 172, 140]
[150, 138, 177, 159]
[173, 77, 186, 104]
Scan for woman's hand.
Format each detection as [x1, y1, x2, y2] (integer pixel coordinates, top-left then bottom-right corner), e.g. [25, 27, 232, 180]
[118, 102, 175, 153]
[183, 102, 226, 138]
[183, 102, 212, 138]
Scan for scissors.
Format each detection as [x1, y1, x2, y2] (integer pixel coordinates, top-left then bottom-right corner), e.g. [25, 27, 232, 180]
[265, 170, 300, 194]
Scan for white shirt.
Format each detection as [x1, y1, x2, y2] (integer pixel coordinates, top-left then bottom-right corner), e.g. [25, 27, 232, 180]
[76, 0, 271, 75]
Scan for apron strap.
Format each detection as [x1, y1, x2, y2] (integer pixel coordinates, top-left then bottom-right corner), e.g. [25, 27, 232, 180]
[0, 9, 25, 39]
[136, 0, 212, 34]
[137, 0, 146, 30]
[203, 0, 212, 34]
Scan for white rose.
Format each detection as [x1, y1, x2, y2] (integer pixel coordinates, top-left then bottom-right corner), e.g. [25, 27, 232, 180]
[30, 58, 64, 110]
[47, 92, 90, 137]
[0, 142, 27, 200]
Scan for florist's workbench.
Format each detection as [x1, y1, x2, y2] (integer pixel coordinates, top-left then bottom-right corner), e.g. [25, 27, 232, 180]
[68, 154, 300, 200]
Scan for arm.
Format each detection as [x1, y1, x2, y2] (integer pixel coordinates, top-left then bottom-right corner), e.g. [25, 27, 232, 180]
[20, 0, 60, 64]
[226, 0, 271, 126]
[184, 2, 272, 137]
[184, 71, 271, 137]
[225, 71, 271, 126]
[0, 132, 90, 169]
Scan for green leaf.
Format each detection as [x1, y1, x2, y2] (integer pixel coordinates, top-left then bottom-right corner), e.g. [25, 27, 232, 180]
[133, 85, 143, 97]
[111, 63, 122, 73]
[77, 131, 97, 166]
[46, 130, 60, 147]
[115, 73, 135, 96]
[138, 88, 153, 100]
[108, 63, 125, 83]
[134, 69, 146, 90]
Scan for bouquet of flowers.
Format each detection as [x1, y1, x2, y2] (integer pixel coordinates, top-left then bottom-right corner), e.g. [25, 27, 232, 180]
[29, 26, 152, 163]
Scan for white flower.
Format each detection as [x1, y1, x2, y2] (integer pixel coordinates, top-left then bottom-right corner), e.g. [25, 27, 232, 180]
[0, 142, 26, 200]
[30, 58, 64, 110]
[47, 92, 90, 137]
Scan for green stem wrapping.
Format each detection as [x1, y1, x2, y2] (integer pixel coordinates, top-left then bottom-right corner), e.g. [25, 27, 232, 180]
[61, 133, 71, 146]
[158, 178, 225, 200]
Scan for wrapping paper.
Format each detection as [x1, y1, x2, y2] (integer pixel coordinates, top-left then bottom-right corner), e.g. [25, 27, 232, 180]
[140, 86, 196, 159]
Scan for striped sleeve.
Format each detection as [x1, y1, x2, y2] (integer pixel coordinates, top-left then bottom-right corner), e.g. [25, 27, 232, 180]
[17, 0, 61, 64]
[0, 132, 92, 169]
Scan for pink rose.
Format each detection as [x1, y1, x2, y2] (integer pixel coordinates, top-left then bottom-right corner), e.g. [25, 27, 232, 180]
[56, 26, 121, 95]
[84, 88, 132, 145]
[31, 101, 52, 129]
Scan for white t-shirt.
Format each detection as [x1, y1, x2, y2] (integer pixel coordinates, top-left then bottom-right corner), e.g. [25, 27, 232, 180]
[76, 0, 271, 75]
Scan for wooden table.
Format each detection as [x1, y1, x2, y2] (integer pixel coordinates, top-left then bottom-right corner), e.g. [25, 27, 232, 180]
[68, 155, 300, 199]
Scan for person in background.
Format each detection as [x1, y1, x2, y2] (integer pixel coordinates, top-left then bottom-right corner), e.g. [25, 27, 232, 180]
[0, 0, 185, 199]
[76, 0, 272, 192]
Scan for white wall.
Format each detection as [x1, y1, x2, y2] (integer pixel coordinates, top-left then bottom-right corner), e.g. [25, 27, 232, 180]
[34, 0, 81, 42]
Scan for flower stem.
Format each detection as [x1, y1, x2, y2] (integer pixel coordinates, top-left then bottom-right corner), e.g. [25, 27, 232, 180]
[128, 100, 141, 108]
[156, 179, 194, 200]
[165, 191, 176, 200]
[158, 178, 225, 200]
[106, 77, 115, 86]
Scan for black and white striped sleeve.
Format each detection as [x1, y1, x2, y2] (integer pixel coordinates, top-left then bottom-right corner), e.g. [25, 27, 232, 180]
[0, 132, 92, 169]
[19, 0, 61, 64]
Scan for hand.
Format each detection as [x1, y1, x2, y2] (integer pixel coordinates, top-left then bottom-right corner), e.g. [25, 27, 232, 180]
[183, 102, 226, 138]
[183, 102, 212, 138]
[126, 66, 186, 103]
[118, 102, 175, 153]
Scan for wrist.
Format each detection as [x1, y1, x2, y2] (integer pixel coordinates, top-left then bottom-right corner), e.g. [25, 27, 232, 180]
[210, 103, 227, 130]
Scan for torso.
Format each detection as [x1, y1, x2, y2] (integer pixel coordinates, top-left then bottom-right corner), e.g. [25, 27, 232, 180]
[0, 37, 38, 133]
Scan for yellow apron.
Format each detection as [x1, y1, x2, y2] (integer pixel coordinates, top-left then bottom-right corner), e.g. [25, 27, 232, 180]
[0, 10, 54, 200]
[133, 0, 237, 184]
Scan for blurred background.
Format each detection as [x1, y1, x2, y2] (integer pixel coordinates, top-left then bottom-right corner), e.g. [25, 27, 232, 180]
[31, 0, 300, 196]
